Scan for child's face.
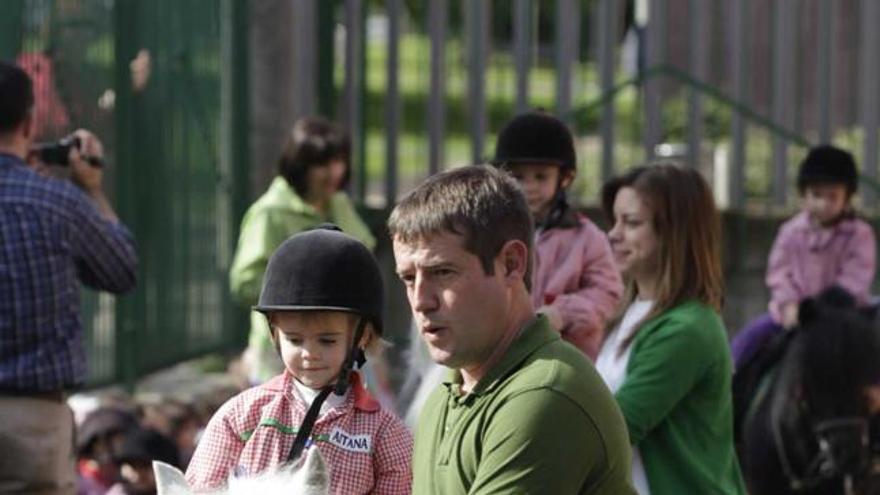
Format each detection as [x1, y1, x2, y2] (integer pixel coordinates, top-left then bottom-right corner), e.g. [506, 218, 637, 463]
[271, 311, 354, 389]
[305, 158, 346, 205]
[507, 163, 570, 223]
[803, 183, 849, 225]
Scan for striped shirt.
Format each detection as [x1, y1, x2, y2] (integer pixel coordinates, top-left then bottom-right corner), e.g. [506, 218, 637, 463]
[186, 371, 412, 494]
[0, 152, 137, 391]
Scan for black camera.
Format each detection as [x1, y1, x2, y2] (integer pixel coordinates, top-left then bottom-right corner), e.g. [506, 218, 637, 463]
[31, 136, 103, 167]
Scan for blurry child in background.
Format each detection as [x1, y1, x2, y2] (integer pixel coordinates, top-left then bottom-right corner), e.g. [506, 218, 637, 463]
[491, 111, 623, 360]
[106, 428, 180, 495]
[731, 144, 877, 367]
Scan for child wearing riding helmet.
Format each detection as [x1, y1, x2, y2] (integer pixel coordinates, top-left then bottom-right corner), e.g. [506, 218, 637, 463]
[186, 226, 412, 494]
[731, 144, 877, 367]
[492, 111, 623, 360]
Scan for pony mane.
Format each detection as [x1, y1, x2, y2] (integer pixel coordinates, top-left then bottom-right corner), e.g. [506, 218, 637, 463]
[154, 447, 330, 495]
[798, 287, 880, 420]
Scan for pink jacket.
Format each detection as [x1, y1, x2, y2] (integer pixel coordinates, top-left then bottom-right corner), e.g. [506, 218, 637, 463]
[532, 214, 623, 360]
[766, 211, 876, 323]
[185, 371, 412, 494]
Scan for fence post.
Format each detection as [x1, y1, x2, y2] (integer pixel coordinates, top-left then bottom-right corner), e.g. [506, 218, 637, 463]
[860, 0, 879, 208]
[598, 0, 617, 181]
[222, 0, 250, 348]
[113, 0, 140, 392]
[0, 0, 24, 60]
[428, 0, 447, 175]
[385, 0, 401, 206]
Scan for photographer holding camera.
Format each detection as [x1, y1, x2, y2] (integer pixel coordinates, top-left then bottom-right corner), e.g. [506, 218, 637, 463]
[0, 61, 137, 493]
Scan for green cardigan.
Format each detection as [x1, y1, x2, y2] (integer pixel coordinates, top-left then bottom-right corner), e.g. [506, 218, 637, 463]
[229, 176, 375, 382]
[617, 301, 746, 495]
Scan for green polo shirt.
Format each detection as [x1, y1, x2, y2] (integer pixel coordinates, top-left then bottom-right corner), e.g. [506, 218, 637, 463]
[412, 316, 636, 495]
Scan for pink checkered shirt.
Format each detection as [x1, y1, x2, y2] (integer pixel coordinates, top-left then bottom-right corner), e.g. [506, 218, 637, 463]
[185, 371, 412, 494]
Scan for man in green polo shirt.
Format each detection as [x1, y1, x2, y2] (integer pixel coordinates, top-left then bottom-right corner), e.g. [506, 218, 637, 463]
[389, 165, 635, 494]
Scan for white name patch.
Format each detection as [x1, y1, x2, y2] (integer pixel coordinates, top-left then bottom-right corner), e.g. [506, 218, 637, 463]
[328, 427, 372, 453]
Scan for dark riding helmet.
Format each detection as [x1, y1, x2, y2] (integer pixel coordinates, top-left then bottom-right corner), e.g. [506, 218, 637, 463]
[491, 111, 577, 172]
[254, 224, 383, 336]
[797, 144, 858, 195]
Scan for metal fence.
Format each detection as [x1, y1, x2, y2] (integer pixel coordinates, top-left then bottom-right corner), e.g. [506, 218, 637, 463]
[0, 0, 249, 388]
[302, 0, 880, 214]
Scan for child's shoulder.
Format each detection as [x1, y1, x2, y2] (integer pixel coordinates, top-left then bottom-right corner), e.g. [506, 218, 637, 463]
[212, 376, 290, 426]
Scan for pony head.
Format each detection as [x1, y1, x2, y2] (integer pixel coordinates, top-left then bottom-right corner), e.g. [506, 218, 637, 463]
[154, 447, 330, 495]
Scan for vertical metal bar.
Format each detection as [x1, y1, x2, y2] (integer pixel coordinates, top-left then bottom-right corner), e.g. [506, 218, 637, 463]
[292, 0, 317, 120]
[731, 0, 749, 209]
[0, 0, 24, 60]
[113, 0, 140, 391]
[385, 0, 401, 206]
[555, 0, 574, 118]
[817, 0, 832, 142]
[514, 0, 530, 113]
[428, 0, 447, 175]
[686, 0, 706, 169]
[643, 0, 665, 161]
[466, 0, 488, 164]
[221, 0, 250, 346]
[598, 0, 616, 180]
[860, 0, 879, 207]
[344, 0, 364, 199]
[317, 1, 336, 118]
[772, 0, 792, 206]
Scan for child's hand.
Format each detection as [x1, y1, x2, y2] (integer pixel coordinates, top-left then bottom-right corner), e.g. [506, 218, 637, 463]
[538, 305, 564, 333]
[781, 302, 799, 329]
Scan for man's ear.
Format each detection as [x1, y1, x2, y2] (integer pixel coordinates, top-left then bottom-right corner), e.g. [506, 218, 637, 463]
[21, 112, 33, 141]
[498, 239, 529, 282]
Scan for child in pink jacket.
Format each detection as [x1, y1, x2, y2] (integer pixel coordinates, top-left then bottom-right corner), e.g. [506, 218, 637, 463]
[186, 227, 412, 494]
[492, 111, 623, 360]
[731, 145, 876, 367]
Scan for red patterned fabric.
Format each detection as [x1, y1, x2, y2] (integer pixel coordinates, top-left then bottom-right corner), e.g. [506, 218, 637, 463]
[185, 371, 412, 494]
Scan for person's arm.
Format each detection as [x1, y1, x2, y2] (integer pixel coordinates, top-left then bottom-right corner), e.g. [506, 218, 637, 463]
[766, 223, 801, 323]
[229, 209, 278, 306]
[67, 130, 138, 293]
[185, 402, 245, 490]
[551, 224, 623, 340]
[371, 414, 413, 495]
[615, 314, 718, 445]
[835, 222, 877, 305]
[467, 390, 619, 494]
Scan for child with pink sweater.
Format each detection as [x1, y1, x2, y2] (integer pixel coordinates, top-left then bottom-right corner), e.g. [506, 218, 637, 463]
[732, 145, 876, 367]
[491, 111, 623, 360]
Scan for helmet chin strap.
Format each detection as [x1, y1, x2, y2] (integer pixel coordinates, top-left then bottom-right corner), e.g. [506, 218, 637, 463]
[287, 316, 368, 462]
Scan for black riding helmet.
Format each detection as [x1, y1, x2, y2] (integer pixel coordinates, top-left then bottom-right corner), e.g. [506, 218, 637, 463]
[491, 111, 577, 172]
[491, 111, 579, 229]
[254, 224, 383, 336]
[797, 144, 858, 195]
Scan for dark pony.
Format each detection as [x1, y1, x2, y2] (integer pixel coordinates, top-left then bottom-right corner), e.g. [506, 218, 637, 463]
[736, 287, 880, 495]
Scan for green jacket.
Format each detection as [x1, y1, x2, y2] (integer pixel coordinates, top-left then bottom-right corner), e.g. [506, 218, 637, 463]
[229, 176, 375, 382]
[618, 301, 746, 495]
[413, 316, 636, 495]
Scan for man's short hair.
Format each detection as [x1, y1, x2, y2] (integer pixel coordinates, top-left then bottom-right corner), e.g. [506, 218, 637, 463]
[388, 165, 534, 289]
[0, 61, 33, 134]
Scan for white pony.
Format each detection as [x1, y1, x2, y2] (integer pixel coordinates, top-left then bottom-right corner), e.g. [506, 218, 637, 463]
[153, 448, 329, 495]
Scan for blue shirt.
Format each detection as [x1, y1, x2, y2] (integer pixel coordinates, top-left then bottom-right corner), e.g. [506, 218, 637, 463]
[0, 152, 138, 391]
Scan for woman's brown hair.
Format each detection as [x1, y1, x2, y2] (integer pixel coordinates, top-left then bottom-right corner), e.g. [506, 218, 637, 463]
[601, 163, 723, 352]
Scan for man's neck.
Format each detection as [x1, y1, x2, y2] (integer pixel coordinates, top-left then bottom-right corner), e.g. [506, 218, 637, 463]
[460, 295, 534, 393]
[0, 139, 26, 160]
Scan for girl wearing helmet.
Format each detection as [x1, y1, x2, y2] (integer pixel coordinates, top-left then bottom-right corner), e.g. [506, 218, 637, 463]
[492, 111, 623, 360]
[186, 227, 412, 494]
[731, 144, 877, 368]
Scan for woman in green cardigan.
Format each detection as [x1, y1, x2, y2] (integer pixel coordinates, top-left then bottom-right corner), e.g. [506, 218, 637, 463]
[595, 163, 746, 495]
[229, 116, 375, 384]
